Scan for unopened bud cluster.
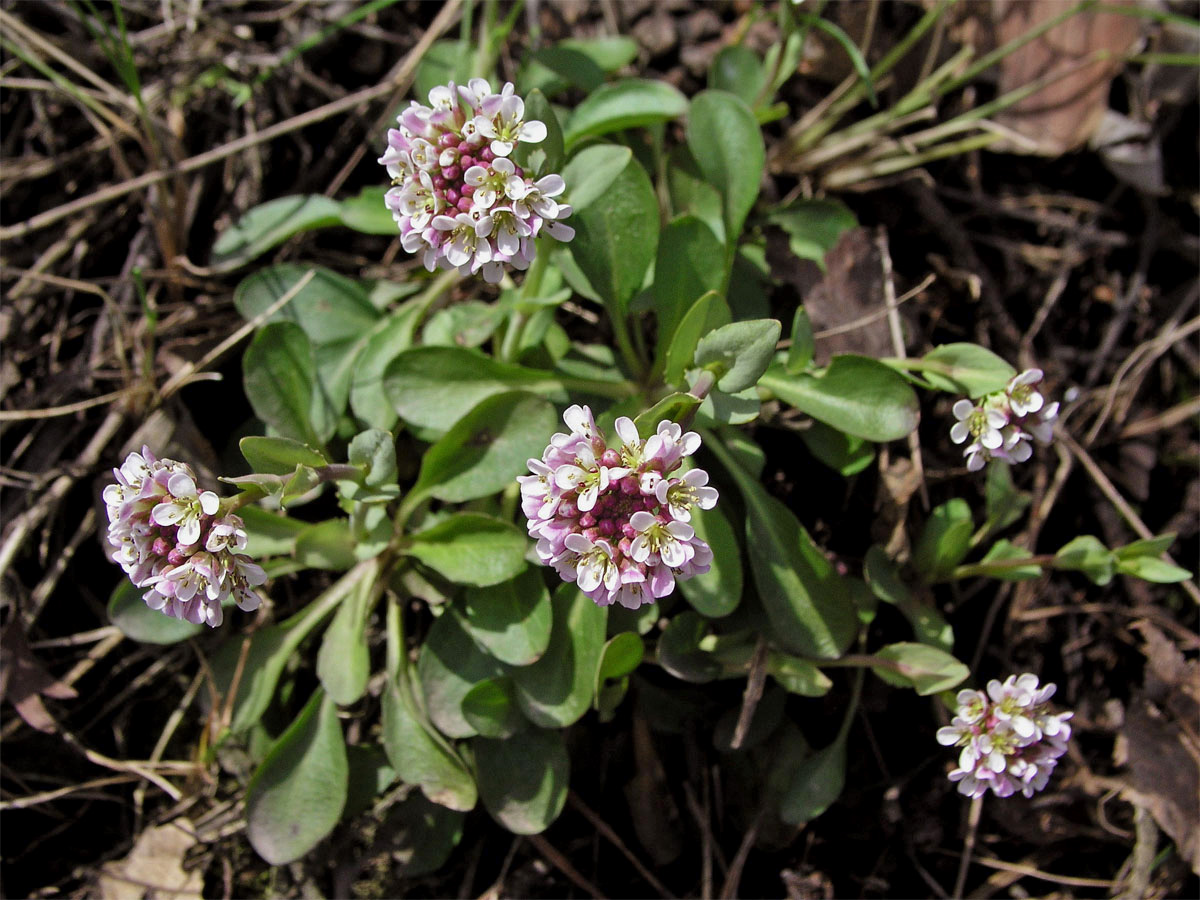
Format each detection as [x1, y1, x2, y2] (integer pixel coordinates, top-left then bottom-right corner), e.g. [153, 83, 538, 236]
[937, 673, 1073, 799]
[379, 78, 574, 284]
[103, 448, 265, 627]
[951, 369, 1059, 471]
[519, 406, 718, 609]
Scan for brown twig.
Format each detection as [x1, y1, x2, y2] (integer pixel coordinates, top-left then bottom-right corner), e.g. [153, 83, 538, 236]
[569, 791, 675, 898]
[526, 832, 606, 900]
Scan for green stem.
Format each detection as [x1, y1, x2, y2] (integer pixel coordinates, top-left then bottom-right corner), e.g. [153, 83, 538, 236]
[949, 555, 1054, 580]
[608, 305, 646, 382]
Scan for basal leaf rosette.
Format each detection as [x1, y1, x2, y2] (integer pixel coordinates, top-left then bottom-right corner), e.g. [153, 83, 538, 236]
[519, 405, 718, 610]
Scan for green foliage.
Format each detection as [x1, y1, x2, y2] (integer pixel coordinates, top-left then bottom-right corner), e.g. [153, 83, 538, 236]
[562, 145, 660, 315]
[246, 690, 348, 865]
[169, 42, 1193, 873]
[761, 356, 920, 442]
[564, 79, 688, 149]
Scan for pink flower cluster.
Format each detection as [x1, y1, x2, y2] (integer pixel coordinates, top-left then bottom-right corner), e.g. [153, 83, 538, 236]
[103, 448, 265, 628]
[937, 673, 1073, 799]
[950, 369, 1059, 471]
[378, 78, 574, 284]
[518, 406, 718, 609]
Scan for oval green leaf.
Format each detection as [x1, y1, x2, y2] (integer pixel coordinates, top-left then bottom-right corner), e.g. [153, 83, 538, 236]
[462, 567, 553, 667]
[564, 79, 687, 149]
[474, 728, 570, 835]
[243, 322, 319, 446]
[246, 689, 348, 865]
[686, 90, 765, 239]
[212, 195, 342, 271]
[384, 347, 565, 433]
[404, 514, 528, 587]
[561, 144, 660, 314]
[509, 584, 607, 728]
[411, 392, 557, 505]
[678, 503, 743, 618]
[418, 610, 505, 739]
[760, 356, 920, 442]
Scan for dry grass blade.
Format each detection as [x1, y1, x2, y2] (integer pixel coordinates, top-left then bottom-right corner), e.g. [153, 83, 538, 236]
[0, 0, 464, 242]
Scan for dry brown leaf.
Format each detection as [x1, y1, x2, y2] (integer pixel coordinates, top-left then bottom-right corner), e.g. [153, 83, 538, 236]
[0, 620, 77, 733]
[97, 820, 203, 900]
[1121, 623, 1200, 874]
[987, 0, 1141, 155]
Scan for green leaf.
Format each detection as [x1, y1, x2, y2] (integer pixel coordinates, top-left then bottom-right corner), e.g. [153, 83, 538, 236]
[511, 89, 564, 178]
[338, 186, 396, 235]
[663, 290, 732, 388]
[410, 392, 557, 505]
[871, 642, 969, 695]
[863, 546, 953, 650]
[633, 392, 701, 438]
[414, 40, 471, 100]
[767, 200, 857, 272]
[1114, 533, 1177, 560]
[239, 505, 309, 558]
[348, 429, 398, 488]
[418, 611, 506, 739]
[240, 435, 327, 475]
[349, 301, 429, 430]
[760, 356, 920, 442]
[310, 336, 369, 442]
[921, 343, 1017, 398]
[1115, 556, 1194, 584]
[800, 420, 875, 476]
[462, 567, 553, 667]
[295, 520, 357, 571]
[651, 218, 728, 364]
[594, 632, 643, 720]
[422, 301, 502, 349]
[983, 461, 1031, 537]
[461, 677, 527, 739]
[243, 322, 320, 446]
[657, 611, 723, 683]
[786, 306, 814, 373]
[315, 573, 375, 705]
[914, 499, 974, 582]
[405, 514, 528, 587]
[212, 195, 342, 270]
[561, 145, 660, 314]
[509, 584, 607, 728]
[384, 347, 565, 433]
[564, 79, 688, 149]
[779, 733, 846, 825]
[694, 319, 781, 393]
[384, 794, 466, 878]
[708, 45, 766, 108]
[381, 674, 477, 812]
[474, 728, 569, 834]
[767, 652, 833, 696]
[108, 580, 203, 644]
[246, 689, 348, 865]
[666, 144, 725, 244]
[686, 90, 765, 240]
[712, 438, 857, 659]
[520, 45, 605, 96]
[1055, 535, 1116, 585]
[678, 504, 743, 618]
[234, 264, 379, 346]
[696, 385, 761, 427]
[979, 540, 1044, 581]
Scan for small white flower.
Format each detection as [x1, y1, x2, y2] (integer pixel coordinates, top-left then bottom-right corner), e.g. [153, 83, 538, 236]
[1006, 369, 1045, 416]
[151, 473, 219, 546]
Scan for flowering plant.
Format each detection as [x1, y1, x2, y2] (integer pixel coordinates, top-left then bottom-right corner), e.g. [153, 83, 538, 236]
[89, 19, 1192, 887]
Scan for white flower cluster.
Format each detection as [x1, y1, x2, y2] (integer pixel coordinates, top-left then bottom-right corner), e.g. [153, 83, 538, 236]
[950, 369, 1059, 471]
[518, 406, 718, 610]
[378, 78, 575, 283]
[103, 448, 265, 627]
[937, 673, 1073, 799]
